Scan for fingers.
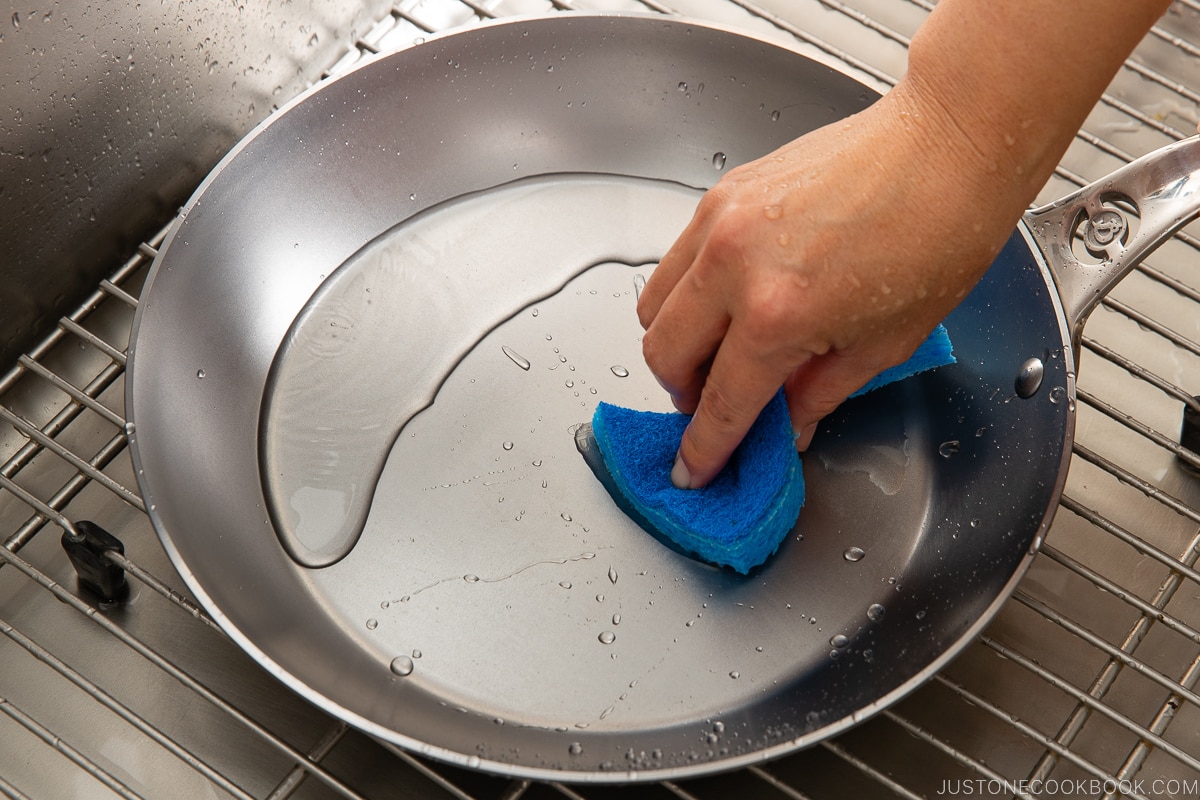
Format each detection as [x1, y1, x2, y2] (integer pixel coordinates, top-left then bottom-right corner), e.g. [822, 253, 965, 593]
[637, 183, 733, 330]
[636, 214, 703, 331]
[640, 268, 731, 415]
[672, 323, 800, 488]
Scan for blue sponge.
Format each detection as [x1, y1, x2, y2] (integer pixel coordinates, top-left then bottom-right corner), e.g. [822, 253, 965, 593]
[583, 324, 955, 574]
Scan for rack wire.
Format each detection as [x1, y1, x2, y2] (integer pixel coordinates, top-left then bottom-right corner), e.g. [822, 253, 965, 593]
[2, 0, 1200, 797]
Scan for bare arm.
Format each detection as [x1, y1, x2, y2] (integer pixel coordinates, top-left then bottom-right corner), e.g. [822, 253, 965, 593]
[637, 0, 1174, 489]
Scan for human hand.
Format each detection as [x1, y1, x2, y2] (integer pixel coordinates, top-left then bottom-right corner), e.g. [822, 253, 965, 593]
[636, 87, 1019, 489]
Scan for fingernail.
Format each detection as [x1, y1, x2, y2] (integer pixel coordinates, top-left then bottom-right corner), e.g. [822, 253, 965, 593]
[795, 422, 818, 452]
[670, 452, 692, 489]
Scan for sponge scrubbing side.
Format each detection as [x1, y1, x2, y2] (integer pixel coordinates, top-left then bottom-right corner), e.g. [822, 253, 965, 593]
[585, 323, 956, 574]
[590, 390, 802, 574]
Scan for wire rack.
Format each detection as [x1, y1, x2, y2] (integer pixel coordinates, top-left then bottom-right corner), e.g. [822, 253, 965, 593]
[3, 0, 1200, 797]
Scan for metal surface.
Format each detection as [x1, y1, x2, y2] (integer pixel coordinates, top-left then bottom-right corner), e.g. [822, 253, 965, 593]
[2, 0, 1200, 798]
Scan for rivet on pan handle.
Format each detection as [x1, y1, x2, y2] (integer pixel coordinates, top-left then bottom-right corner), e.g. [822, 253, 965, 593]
[1025, 134, 1200, 355]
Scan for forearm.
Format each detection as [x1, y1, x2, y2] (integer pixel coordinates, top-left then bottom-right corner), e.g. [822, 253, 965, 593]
[899, 0, 1173, 218]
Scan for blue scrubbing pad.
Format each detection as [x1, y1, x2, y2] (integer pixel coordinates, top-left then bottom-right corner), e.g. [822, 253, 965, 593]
[850, 323, 955, 397]
[589, 389, 803, 574]
[583, 324, 955, 574]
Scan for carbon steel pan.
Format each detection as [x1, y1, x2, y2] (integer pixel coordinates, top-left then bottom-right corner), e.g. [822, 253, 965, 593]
[127, 14, 1076, 781]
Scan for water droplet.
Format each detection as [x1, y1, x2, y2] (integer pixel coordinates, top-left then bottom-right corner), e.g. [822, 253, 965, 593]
[1048, 386, 1066, 404]
[463, 574, 480, 583]
[365, 618, 378, 630]
[598, 631, 616, 644]
[608, 565, 618, 584]
[411, 649, 422, 659]
[712, 152, 727, 170]
[609, 365, 630, 378]
[11, 12, 20, 29]
[559, 581, 572, 589]
[501, 345, 531, 370]
[763, 204, 783, 220]
[560, 512, 573, 522]
[915, 609, 927, 620]
[677, 81, 688, 92]
[633, 274, 647, 298]
[843, 546, 865, 562]
[502, 441, 514, 451]
[390, 655, 414, 677]
[565, 379, 574, 388]
[728, 670, 740, 679]
[568, 742, 583, 755]
[867, 603, 886, 621]
[196, 368, 206, 379]
[938, 440, 961, 458]
[969, 518, 980, 528]
[612, 613, 621, 625]
[380, 600, 390, 610]
[770, 109, 780, 122]
[830, 634, 849, 649]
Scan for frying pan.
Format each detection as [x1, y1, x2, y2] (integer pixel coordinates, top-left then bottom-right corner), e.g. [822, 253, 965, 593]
[125, 13, 1200, 781]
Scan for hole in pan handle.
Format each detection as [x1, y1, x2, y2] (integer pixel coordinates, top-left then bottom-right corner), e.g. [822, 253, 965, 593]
[1025, 135, 1200, 356]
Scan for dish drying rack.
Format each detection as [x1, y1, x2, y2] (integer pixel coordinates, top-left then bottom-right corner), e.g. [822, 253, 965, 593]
[3, 1, 1200, 797]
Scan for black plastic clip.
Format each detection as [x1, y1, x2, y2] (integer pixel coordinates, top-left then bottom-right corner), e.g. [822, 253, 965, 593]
[1181, 397, 1200, 476]
[61, 521, 129, 603]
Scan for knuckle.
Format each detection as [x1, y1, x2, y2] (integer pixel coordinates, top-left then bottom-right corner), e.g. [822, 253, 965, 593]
[696, 381, 746, 436]
[640, 326, 668, 373]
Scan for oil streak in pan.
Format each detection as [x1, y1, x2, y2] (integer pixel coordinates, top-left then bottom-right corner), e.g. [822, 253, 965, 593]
[259, 174, 701, 568]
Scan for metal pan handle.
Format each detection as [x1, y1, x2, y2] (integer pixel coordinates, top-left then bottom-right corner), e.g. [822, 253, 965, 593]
[1025, 134, 1200, 352]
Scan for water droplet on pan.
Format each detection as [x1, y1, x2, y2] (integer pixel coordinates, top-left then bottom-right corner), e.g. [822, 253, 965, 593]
[390, 655, 414, 677]
[938, 440, 961, 458]
[843, 546, 865, 562]
[610, 365, 630, 378]
[830, 634, 849, 648]
[598, 631, 616, 644]
[501, 345, 531, 370]
[365, 618, 378, 630]
[867, 603, 886, 621]
[712, 152, 727, 170]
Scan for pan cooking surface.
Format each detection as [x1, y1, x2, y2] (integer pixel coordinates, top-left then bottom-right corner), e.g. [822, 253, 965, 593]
[261, 174, 700, 566]
[261, 170, 945, 737]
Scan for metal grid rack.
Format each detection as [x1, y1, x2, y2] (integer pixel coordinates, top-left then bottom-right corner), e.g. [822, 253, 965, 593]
[3, 0, 1200, 797]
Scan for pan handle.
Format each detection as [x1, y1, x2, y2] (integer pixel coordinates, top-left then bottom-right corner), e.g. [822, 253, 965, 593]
[1024, 134, 1200, 353]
